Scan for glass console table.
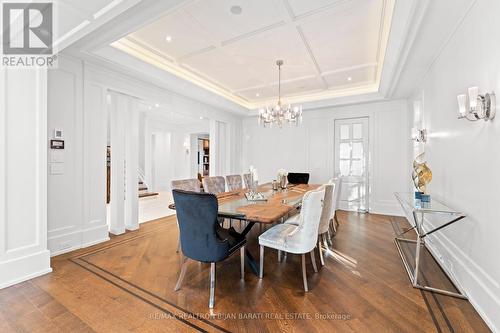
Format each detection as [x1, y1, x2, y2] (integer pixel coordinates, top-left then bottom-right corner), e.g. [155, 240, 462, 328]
[394, 193, 467, 299]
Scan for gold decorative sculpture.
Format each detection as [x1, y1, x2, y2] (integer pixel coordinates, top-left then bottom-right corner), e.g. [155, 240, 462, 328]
[412, 153, 432, 193]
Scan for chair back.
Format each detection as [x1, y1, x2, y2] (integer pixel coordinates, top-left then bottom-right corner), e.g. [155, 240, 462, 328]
[331, 177, 342, 215]
[286, 188, 325, 253]
[318, 183, 335, 234]
[202, 176, 226, 194]
[288, 172, 310, 184]
[172, 190, 230, 262]
[243, 173, 252, 188]
[226, 175, 243, 191]
[171, 178, 201, 192]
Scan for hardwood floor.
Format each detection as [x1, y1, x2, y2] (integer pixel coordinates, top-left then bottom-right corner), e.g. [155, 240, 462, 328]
[0, 211, 490, 332]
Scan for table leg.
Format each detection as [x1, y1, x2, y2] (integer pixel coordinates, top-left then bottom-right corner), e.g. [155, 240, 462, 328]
[246, 248, 260, 276]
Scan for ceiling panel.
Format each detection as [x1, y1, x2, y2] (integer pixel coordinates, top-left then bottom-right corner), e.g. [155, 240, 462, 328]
[237, 76, 324, 101]
[112, 0, 393, 108]
[285, 0, 343, 18]
[323, 65, 376, 88]
[128, 9, 213, 59]
[182, 25, 317, 90]
[183, 0, 287, 43]
[299, 0, 383, 72]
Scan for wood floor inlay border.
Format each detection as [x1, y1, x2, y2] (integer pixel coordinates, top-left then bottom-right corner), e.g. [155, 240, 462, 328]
[70, 219, 231, 333]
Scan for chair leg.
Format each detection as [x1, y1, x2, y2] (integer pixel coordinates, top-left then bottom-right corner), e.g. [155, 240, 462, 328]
[277, 250, 281, 263]
[259, 245, 264, 279]
[310, 250, 318, 273]
[176, 235, 181, 253]
[318, 239, 325, 266]
[174, 256, 188, 291]
[209, 263, 216, 309]
[322, 234, 329, 251]
[240, 246, 245, 280]
[301, 253, 308, 292]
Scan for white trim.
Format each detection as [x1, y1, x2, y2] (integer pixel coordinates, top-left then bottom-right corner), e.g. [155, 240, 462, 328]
[0, 250, 52, 289]
[420, 217, 499, 333]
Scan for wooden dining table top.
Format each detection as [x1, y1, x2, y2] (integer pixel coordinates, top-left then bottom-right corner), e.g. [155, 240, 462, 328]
[216, 183, 320, 224]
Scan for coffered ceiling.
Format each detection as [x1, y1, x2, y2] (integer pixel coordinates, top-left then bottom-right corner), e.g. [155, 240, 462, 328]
[111, 0, 394, 109]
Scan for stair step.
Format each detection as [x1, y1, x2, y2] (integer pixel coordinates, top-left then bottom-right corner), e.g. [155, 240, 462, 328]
[139, 186, 148, 191]
[139, 192, 159, 198]
[138, 181, 144, 185]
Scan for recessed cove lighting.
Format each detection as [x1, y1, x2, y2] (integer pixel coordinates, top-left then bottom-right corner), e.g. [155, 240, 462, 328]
[230, 5, 242, 15]
[347, 77, 352, 81]
[165, 35, 172, 42]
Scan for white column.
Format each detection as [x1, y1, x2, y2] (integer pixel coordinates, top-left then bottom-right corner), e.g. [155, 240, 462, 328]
[0, 67, 51, 288]
[109, 92, 126, 235]
[124, 100, 139, 231]
[82, 80, 109, 245]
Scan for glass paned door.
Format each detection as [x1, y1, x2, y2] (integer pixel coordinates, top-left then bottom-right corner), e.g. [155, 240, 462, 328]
[334, 117, 369, 212]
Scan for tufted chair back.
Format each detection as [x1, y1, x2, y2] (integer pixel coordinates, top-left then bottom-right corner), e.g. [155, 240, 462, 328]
[202, 176, 226, 194]
[172, 190, 230, 262]
[285, 187, 325, 253]
[242, 173, 252, 189]
[318, 183, 335, 235]
[226, 175, 243, 191]
[171, 178, 201, 192]
[330, 177, 342, 216]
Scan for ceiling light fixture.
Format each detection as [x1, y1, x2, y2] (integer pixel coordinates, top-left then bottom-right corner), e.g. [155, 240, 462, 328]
[155, 103, 160, 107]
[165, 36, 172, 42]
[230, 5, 242, 15]
[347, 77, 352, 81]
[256, 93, 260, 97]
[258, 60, 303, 128]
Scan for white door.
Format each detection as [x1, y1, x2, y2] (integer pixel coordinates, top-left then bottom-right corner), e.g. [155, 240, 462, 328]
[334, 117, 369, 212]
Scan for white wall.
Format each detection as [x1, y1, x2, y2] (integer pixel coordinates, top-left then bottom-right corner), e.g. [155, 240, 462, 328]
[409, 0, 500, 330]
[0, 68, 52, 288]
[47, 54, 243, 255]
[242, 100, 411, 216]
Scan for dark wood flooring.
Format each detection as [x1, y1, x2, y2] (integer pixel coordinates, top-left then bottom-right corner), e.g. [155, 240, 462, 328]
[0, 211, 491, 332]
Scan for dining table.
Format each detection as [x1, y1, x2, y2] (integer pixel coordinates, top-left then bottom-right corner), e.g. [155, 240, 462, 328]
[170, 182, 320, 276]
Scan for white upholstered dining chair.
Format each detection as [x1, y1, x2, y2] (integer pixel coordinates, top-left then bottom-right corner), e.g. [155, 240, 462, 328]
[285, 183, 334, 266]
[258, 187, 325, 292]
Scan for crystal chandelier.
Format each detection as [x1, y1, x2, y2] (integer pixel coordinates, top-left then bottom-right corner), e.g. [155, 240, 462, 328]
[258, 60, 303, 128]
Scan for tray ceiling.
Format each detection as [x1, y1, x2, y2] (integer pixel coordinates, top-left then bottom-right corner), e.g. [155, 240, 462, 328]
[111, 0, 394, 109]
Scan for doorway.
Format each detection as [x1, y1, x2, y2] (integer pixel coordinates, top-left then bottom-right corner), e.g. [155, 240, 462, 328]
[334, 117, 369, 212]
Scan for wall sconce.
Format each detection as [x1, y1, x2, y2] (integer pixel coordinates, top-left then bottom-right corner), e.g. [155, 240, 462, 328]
[412, 128, 427, 143]
[457, 87, 496, 121]
[183, 140, 190, 154]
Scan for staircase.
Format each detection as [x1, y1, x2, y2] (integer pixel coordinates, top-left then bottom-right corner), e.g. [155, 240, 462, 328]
[138, 170, 159, 198]
[138, 180, 159, 198]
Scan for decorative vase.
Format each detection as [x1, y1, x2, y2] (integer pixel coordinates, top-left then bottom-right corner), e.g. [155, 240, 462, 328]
[279, 175, 287, 189]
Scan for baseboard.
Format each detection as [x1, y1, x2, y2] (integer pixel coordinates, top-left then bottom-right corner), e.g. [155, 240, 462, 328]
[0, 250, 52, 289]
[423, 221, 499, 333]
[49, 224, 110, 257]
[370, 200, 404, 216]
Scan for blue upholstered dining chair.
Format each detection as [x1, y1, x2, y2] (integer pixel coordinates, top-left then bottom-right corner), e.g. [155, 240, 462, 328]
[172, 189, 246, 309]
[258, 187, 325, 292]
[171, 178, 202, 253]
[287, 172, 310, 184]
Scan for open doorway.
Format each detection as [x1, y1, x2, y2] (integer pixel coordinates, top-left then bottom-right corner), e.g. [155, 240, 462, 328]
[137, 106, 210, 223]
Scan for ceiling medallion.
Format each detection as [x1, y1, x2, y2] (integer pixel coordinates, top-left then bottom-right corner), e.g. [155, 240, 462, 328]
[258, 60, 303, 128]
